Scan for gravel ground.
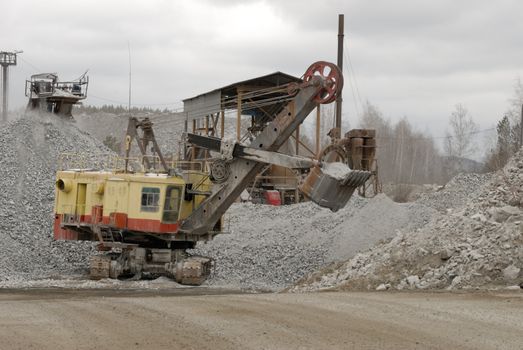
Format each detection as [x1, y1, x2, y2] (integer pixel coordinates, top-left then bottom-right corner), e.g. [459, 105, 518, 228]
[1, 290, 521, 350]
[0, 112, 110, 284]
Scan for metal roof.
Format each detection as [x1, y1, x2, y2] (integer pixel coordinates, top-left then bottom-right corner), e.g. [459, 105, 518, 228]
[183, 71, 302, 102]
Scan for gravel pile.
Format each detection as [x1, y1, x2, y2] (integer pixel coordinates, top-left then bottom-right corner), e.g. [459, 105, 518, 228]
[416, 173, 491, 212]
[3, 110, 516, 293]
[74, 111, 184, 157]
[292, 152, 523, 292]
[74, 111, 244, 157]
[0, 113, 111, 284]
[193, 194, 435, 291]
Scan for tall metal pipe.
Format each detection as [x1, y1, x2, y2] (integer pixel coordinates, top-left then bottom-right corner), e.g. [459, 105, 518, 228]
[1, 65, 7, 122]
[0, 51, 20, 123]
[335, 14, 344, 132]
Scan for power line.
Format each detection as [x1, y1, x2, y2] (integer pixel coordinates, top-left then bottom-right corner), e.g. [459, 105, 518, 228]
[89, 94, 129, 105]
[342, 58, 361, 118]
[343, 38, 364, 116]
[88, 83, 295, 122]
[377, 127, 496, 141]
[86, 76, 293, 110]
[18, 56, 41, 72]
[88, 93, 183, 108]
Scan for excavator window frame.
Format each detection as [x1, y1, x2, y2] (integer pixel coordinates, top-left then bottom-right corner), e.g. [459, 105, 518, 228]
[162, 185, 182, 223]
[140, 187, 160, 212]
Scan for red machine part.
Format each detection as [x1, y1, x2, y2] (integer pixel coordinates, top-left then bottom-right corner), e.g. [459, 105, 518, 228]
[303, 61, 344, 104]
[264, 190, 282, 206]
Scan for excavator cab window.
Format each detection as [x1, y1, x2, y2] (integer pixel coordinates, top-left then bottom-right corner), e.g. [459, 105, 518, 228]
[141, 187, 160, 212]
[162, 186, 182, 223]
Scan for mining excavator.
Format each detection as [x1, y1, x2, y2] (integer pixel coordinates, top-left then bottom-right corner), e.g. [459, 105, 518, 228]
[53, 61, 373, 285]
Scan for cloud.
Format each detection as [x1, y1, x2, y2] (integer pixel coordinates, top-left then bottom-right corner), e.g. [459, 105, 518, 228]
[1, 0, 521, 141]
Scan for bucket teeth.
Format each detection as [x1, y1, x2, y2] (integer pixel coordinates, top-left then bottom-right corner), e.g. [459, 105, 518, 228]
[342, 170, 371, 187]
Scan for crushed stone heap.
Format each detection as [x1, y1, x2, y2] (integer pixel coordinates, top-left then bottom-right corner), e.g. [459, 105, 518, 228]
[0, 113, 110, 284]
[192, 193, 436, 291]
[2, 111, 512, 293]
[292, 153, 523, 292]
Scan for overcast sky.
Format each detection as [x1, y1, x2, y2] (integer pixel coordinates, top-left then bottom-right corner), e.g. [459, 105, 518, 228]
[3, 0, 522, 139]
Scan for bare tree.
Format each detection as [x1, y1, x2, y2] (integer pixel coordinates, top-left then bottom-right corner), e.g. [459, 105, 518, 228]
[444, 104, 478, 158]
[360, 100, 387, 130]
[319, 104, 335, 148]
[358, 101, 444, 185]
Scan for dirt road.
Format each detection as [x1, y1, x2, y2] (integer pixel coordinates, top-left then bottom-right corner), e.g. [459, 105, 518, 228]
[0, 289, 521, 349]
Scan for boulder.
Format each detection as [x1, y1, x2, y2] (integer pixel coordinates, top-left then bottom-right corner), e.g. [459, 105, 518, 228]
[502, 265, 521, 281]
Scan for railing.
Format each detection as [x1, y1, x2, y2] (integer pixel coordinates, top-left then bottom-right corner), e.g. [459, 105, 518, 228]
[57, 152, 212, 174]
[139, 156, 212, 173]
[58, 153, 134, 171]
[169, 159, 211, 172]
[25, 75, 88, 99]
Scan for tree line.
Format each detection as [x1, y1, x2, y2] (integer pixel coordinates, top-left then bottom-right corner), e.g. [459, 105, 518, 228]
[356, 78, 523, 185]
[358, 101, 445, 184]
[485, 78, 523, 170]
[74, 104, 170, 114]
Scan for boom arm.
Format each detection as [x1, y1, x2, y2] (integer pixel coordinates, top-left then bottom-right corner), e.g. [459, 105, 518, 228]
[181, 61, 371, 235]
[185, 133, 320, 169]
[181, 75, 332, 235]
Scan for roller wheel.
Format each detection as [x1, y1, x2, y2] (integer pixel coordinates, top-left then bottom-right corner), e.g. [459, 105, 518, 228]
[303, 61, 343, 104]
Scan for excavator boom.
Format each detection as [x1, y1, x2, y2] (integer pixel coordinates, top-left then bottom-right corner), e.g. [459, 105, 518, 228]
[181, 61, 370, 236]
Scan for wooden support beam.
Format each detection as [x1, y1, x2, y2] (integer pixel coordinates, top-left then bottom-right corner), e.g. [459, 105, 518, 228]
[295, 125, 300, 155]
[204, 115, 210, 160]
[191, 119, 196, 160]
[236, 91, 242, 141]
[290, 134, 316, 157]
[210, 113, 219, 137]
[247, 97, 272, 120]
[220, 109, 225, 139]
[289, 101, 299, 155]
[316, 105, 321, 156]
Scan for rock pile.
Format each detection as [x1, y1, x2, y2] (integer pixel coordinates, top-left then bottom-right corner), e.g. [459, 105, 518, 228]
[2, 110, 518, 293]
[292, 152, 523, 292]
[74, 111, 245, 158]
[0, 113, 110, 284]
[416, 172, 490, 213]
[193, 194, 434, 290]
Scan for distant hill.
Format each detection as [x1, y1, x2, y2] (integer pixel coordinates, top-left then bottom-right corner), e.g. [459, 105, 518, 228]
[442, 155, 485, 175]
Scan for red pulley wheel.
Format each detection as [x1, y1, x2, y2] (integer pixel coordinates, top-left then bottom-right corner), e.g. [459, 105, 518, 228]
[303, 61, 343, 104]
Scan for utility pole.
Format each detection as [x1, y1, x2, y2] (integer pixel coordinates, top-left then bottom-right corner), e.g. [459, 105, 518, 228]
[0, 51, 21, 123]
[335, 14, 344, 134]
[127, 42, 132, 114]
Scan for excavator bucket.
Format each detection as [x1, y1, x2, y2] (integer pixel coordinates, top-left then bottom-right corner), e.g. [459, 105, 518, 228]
[300, 163, 371, 212]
